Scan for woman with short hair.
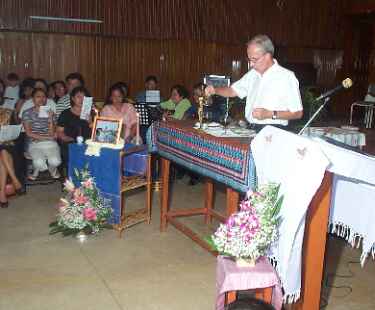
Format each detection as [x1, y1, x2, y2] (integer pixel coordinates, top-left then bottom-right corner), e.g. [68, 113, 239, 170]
[101, 84, 138, 143]
[160, 85, 191, 120]
[51, 80, 67, 103]
[56, 86, 92, 172]
[14, 78, 35, 124]
[22, 88, 61, 180]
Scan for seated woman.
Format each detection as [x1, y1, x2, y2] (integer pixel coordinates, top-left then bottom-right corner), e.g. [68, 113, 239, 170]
[111, 81, 135, 104]
[14, 78, 35, 124]
[51, 80, 67, 103]
[18, 78, 56, 121]
[160, 85, 191, 120]
[56, 86, 92, 172]
[0, 105, 25, 208]
[101, 84, 138, 143]
[22, 88, 61, 180]
[0, 146, 25, 208]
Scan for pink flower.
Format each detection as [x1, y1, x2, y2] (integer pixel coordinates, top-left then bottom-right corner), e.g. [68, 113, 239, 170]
[81, 178, 94, 190]
[83, 207, 97, 221]
[73, 190, 89, 205]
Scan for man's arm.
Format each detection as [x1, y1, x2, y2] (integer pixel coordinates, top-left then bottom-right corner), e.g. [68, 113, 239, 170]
[205, 85, 238, 98]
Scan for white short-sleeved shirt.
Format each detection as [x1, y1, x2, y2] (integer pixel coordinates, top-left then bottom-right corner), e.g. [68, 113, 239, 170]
[231, 59, 302, 126]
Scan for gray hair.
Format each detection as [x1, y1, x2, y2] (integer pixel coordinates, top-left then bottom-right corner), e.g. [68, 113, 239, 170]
[247, 34, 275, 56]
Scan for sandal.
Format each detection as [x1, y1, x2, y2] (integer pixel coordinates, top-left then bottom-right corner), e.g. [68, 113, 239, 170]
[0, 201, 8, 208]
[15, 186, 26, 196]
[28, 175, 37, 181]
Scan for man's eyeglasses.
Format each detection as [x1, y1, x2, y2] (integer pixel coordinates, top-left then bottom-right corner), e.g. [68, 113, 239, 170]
[248, 54, 265, 65]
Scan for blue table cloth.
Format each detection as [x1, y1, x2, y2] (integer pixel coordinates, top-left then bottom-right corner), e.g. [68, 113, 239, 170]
[148, 121, 256, 193]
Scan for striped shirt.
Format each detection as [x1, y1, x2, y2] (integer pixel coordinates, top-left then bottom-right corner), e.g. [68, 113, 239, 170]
[22, 107, 56, 136]
[56, 94, 71, 118]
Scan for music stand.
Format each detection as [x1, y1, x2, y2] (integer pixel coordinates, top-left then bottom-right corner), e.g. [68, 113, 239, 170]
[133, 103, 151, 126]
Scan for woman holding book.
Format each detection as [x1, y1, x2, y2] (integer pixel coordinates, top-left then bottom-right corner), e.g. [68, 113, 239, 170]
[56, 86, 92, 174]
[22, 88, 61, 181]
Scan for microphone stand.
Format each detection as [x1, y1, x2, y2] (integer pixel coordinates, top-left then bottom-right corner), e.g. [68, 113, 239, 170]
[298, 97, 331, 135]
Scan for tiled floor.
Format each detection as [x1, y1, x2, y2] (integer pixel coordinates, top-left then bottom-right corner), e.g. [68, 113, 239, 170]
[0, 176, 374, 310]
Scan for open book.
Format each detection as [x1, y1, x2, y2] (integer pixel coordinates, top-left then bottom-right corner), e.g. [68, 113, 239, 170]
[0, 125, 21, 143]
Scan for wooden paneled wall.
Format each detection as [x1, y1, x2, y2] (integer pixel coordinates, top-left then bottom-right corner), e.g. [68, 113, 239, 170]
[1, 0, 348, 47]
[340, 15, 375, 116]
[0, 31, 247, 98]
[0, 0, 350, 103]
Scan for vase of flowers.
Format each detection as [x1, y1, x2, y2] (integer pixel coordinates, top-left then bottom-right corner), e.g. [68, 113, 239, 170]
[207, 183, 283, 267]
[235, 257, 256, 268]
[49, 168, 112, 238]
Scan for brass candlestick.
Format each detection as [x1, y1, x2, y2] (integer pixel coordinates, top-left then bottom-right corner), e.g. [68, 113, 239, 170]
[198, 96, 205, 129]
[197, 84, 210, 129]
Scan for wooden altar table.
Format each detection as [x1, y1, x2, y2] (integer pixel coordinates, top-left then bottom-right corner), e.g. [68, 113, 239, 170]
[148, 120, 256, 253]
[148, 120, 333, 310]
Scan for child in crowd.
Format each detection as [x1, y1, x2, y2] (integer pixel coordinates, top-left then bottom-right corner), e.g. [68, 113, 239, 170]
[3, 73, 20, 110]
[226, 297, 275, 310]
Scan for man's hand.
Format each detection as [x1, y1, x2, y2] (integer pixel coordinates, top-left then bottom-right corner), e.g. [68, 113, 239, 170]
[205, 85, 216, 96]
[252, 108, 272, 120]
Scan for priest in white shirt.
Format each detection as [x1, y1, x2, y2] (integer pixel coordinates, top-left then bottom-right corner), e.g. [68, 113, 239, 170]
[205, 34, 303, 131]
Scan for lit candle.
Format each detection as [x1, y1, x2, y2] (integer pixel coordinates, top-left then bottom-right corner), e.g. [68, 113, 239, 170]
[136, 112, 140, 145]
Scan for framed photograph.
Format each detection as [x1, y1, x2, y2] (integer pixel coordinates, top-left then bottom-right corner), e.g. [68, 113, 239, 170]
[91, 116, 122, 144]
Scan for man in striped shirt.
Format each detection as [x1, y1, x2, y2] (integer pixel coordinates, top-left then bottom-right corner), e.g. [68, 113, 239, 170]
[55, 72, 85, 118]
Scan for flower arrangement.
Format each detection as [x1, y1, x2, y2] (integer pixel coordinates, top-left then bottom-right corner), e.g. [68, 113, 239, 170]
[49, 168, 112, 236]
[207, 183, 283, 263]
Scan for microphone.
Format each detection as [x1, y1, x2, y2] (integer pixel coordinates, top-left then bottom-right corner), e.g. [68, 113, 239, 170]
[315, 78, 353, 101]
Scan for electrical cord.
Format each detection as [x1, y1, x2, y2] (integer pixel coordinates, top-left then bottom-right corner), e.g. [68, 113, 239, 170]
[320, 260, 359, 309]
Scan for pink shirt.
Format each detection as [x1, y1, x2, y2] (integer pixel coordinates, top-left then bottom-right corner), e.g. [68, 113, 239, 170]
[101, 103, 137, 142]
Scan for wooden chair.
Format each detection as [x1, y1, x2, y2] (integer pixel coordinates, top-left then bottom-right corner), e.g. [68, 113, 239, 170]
[115, 145, 152, 237]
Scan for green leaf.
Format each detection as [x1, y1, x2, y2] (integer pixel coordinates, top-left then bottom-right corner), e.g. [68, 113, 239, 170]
[272, 195, 284, 218]
[62, 229, 79, 237]
[204, 236, 218, 252]
[74, 168, 80, 180]
[49, 227, 63, 235]
[49, 221, 58, 228]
